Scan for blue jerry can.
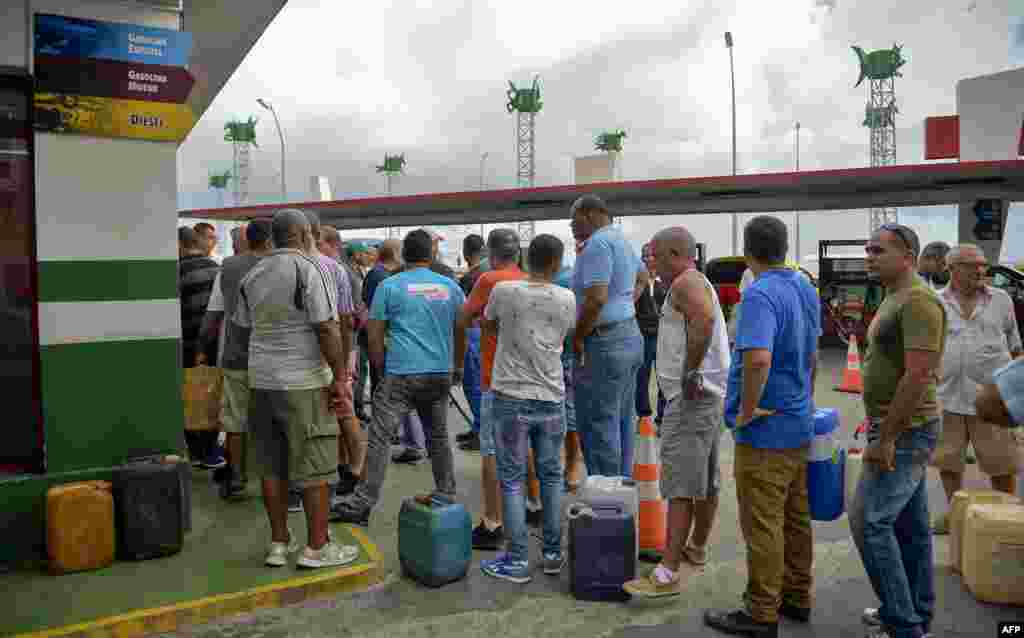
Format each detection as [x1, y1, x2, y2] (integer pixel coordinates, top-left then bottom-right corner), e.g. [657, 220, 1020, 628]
[807, 408, 846, 521]
[397, 494, 472, 587]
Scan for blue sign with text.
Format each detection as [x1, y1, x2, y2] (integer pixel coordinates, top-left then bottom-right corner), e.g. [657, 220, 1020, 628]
[34, 14, 192, 67]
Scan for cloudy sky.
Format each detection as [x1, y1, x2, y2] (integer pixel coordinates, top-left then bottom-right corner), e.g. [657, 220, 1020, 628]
[178, 0, 1023, 262]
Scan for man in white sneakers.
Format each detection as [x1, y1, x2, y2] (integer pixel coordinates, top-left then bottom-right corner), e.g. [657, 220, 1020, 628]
[234, 209, 360, 569]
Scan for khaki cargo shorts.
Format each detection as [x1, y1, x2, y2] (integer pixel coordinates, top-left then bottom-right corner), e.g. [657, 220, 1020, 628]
[249, 387, 339, 488]
[932, 411, 1022, 476]
[660, 394, 724, 500]
[220, 369, 250, 434]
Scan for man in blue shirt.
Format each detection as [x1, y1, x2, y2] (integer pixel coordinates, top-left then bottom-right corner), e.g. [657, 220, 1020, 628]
[331, 229, 466, 526]
[706, 216, 820, 638]
[570, 195, 646, 477]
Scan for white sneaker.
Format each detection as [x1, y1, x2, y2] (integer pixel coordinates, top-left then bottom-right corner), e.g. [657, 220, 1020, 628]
[862, 608, 881, 626]
[296, 541, 360, 569]
[265, 528, 301, 567]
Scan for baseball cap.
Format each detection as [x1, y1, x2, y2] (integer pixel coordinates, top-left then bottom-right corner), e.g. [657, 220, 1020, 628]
[346, 240, 370, 257]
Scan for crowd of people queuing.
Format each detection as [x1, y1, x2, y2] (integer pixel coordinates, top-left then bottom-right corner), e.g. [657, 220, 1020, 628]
[178, 199, 1023, 638]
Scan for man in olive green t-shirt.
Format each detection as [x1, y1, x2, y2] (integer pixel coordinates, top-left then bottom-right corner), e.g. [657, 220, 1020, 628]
[849, 224, 946, 638]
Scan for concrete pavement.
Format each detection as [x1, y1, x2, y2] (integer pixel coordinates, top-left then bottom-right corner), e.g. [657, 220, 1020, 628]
[157, 346, 1024, 638]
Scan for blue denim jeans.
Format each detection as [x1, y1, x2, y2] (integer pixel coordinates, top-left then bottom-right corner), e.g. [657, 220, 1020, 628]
[562, 351, 576, 432]
[492, 392, 566, 562]
[574, 319, 644, 477]
[635, 332, 658, 417]
[462, 326, 482, 433]
[849, 418, 940, 638]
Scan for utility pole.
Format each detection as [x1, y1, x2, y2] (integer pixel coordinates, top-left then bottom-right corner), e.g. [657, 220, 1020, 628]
[795, 121, 801, 264]
[479, 152, 488, 237]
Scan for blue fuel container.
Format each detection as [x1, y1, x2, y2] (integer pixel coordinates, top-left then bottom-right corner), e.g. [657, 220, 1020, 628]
[397, 494, 472, 588]
[807, 408, 846, 521]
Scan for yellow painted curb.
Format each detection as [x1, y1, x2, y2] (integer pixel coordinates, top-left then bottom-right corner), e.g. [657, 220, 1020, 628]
[13, 525, 383, 638]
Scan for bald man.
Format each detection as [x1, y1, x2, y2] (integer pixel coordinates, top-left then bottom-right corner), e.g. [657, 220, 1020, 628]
[625, 227, 730, 598]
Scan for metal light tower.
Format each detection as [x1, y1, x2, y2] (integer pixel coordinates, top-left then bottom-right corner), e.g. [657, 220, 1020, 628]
[854, 44, 905, 233]
[595, 129, 627, 226]
[224, 117, 258, 206]
[507, 75, 543, 241]
[377, 154, 406, 239]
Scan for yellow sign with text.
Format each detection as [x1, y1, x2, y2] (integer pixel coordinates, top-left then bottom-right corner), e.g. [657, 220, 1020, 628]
[34, 92, 195, 142]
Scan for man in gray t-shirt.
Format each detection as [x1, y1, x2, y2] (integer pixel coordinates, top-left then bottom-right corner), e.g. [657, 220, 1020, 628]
[233, 209, 359, 570]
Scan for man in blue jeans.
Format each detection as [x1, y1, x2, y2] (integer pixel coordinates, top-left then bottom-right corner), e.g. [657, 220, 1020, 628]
[480, 235, 577, 582]
[851, 224, 946, 638]
[570, 195, 645, 477]
[330, 229, 465, 526]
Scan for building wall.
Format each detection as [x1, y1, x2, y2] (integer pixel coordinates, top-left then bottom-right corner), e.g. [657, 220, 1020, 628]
[574, 154, 615, 185]
[956, 67, 1024, 262]
[29, 0, 184, 472]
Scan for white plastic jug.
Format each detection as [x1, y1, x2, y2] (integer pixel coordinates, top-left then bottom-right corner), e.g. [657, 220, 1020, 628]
[581, 476, 639, 559]
[844, 452, 864, 514]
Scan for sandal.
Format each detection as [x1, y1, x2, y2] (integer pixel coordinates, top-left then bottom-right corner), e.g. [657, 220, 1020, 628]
[682, 543, 708, 566]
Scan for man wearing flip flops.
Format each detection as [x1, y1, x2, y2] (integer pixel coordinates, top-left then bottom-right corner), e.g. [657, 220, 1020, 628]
[624, 226, 731, 599]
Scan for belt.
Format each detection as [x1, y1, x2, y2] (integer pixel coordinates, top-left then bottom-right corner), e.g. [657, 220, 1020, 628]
[590, 318, 633, 337]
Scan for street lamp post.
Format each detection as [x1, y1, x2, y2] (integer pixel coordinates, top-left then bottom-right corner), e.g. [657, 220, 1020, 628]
[725, 31, 738, 256]
[257, 98, 286, 201]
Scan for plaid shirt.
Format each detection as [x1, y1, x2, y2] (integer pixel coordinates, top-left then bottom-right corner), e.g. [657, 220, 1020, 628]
[938, 285, 1023, 415]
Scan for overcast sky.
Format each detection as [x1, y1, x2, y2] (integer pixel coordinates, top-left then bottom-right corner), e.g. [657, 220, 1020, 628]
[178, 0, 1023, 262]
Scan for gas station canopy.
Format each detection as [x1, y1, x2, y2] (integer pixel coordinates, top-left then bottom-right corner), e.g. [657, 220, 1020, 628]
[180, 159, 1024, 230]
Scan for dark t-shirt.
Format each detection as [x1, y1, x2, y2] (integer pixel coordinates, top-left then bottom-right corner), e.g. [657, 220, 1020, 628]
[364, 264, 400, 308]
[218, 254, 262, 370]
[636, 278, 668, 336]
[431, 260, 456, 281]
[179, 254, 219, 367]
[459, 265, 483, 297]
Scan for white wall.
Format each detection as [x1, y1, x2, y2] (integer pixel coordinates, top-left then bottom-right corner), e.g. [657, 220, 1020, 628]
[34, 135, 179, 261]
[0, 2, 28, 69]
[956, 67, 1024, 263]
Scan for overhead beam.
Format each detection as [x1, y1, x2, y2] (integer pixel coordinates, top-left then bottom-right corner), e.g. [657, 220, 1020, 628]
[180, 159, 1024, 230]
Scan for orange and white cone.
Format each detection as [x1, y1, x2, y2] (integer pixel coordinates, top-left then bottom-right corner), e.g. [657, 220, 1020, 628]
[834, 335, 863, 394]
[633, 416, 667, 559]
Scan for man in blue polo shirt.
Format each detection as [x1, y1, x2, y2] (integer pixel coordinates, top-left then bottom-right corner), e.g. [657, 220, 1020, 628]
[570, 195, 645, 477]
[705, 216, 820, 638]
[330, 229, 465, 526]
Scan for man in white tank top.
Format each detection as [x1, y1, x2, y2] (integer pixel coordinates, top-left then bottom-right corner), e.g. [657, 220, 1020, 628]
[624, 226, 731, 599]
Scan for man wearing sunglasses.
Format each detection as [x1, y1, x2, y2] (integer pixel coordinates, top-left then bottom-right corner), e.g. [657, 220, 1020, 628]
[850, 223, 946, 638]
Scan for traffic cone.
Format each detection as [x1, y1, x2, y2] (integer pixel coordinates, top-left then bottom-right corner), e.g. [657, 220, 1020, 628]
[834, 335, 863, 394]
[633, 416, 667, 561]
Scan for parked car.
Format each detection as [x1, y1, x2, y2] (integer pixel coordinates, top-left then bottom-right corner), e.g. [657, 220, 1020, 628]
[986, 264, 1024, 339]
[704, 256, 817, 344]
